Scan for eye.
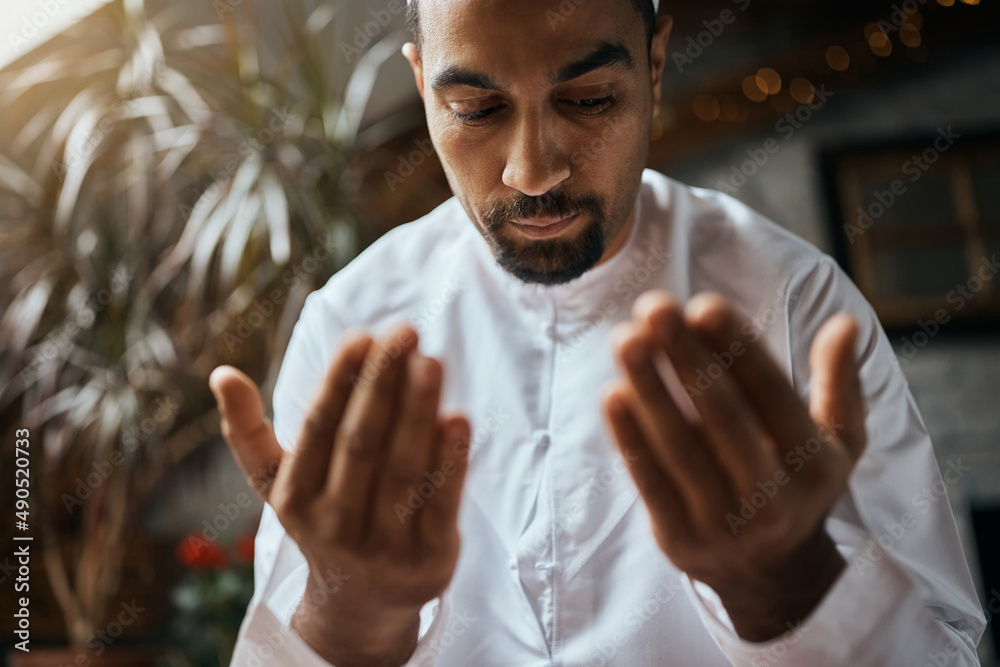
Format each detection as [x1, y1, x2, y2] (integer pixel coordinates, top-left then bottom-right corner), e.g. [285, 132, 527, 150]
[453, 105, 502, 126]
[565, 94, 616, 115]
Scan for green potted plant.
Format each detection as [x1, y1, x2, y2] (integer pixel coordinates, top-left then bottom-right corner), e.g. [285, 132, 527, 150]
[0, 0, 403, 661]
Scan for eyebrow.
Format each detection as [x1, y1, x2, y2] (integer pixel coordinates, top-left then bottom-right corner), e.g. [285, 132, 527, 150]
[554, 41, 635, 83]
[430, 67, 501, 93]
[429, 41, 635, 94]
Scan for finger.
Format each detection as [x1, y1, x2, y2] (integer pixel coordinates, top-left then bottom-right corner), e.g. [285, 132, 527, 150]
[418, 414, 471, 548]
[808, 313, 866, 462]
[611, 322, 734, 528]
[681, 293, 857, 491]
[287, 329, 373, 497]
[327, 324, 418, 545]
[372, 354, 443, 550]
[602, 381, 692, 547]
[209, 365, 282, 501]
[680, 292, 821, 459]
[635, 292, 771, 496]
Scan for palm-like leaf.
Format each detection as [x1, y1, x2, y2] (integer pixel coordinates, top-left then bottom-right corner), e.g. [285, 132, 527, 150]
[0, 0, 392, 646]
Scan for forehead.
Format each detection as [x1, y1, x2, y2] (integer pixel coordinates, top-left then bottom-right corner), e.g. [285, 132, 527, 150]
[418, 0, 645, 88]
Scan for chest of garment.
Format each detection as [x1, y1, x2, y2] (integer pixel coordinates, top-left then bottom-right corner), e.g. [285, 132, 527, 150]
[409, 271, 731, 666]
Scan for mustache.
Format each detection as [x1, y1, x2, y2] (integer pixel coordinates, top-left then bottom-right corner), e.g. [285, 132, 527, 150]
[482, 190, 606, 231]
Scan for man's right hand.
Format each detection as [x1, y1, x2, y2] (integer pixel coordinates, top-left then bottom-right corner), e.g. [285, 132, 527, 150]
[209, 324, 471, 667]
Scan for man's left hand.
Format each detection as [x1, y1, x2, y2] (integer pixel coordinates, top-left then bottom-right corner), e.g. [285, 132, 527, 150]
[602, 291, 868, 642]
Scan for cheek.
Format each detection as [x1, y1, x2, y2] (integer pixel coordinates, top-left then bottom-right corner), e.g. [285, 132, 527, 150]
[607, 113, 650, 177]
[428, 126, 497, 216]
[436, 128, 503, 192]
[441, 132, 491, 172]
[603, 113, 651, 199]
[568, 108, 649, 178]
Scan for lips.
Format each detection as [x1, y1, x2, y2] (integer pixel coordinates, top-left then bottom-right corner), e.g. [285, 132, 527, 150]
[512, 214, 574, 228]
[509, 214, 578, 239]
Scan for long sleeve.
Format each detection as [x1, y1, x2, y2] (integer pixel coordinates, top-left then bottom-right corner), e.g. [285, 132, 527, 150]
[682, 254, 986, 666]
[684, 538, 981, 666]
[229, 289, 454, 667]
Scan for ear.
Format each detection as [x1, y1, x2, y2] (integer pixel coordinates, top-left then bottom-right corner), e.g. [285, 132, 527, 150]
[649, 15, 673, 117]
[402, 42, 425, 100]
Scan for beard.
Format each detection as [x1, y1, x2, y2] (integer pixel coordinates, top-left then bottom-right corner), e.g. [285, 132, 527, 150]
[480, 189, 611, 285]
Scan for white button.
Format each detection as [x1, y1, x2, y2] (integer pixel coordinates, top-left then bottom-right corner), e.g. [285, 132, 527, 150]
[532, 430, 549, 446]
[534, 562, 549, 570]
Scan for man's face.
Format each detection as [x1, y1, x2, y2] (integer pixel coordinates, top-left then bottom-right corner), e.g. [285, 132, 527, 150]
[405, 0, 670, 285]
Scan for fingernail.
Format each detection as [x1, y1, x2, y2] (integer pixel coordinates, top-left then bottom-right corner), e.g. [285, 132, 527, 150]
[208, 369, 224, 405]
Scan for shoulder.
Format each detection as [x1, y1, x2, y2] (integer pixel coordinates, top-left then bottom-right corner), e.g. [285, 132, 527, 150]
[640, 169, 851, 319]
[307, 197, 475, 330]
[642, 169, 828, 283]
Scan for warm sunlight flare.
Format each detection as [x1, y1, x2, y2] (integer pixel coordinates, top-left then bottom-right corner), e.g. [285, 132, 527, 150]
[0, 0, 111, 69]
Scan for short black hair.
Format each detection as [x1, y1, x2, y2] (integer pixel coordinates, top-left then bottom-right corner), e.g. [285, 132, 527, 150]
[406, 0, 657, 54]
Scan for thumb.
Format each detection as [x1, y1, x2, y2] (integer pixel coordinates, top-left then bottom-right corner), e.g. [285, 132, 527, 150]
[209, 365, 284, 500]
[808, 313, 867, 462]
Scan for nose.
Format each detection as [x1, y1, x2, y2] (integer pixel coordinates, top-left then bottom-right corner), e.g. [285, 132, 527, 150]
[501, 113, 571, 198]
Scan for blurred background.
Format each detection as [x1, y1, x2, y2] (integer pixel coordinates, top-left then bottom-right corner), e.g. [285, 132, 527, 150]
[0, 0, 997, 665]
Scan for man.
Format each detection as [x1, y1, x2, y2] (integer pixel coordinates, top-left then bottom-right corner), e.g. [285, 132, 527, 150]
[211, 0, 987, 664]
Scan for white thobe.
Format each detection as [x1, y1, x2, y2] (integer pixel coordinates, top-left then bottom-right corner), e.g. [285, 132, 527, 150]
[230, 169, 986, 666]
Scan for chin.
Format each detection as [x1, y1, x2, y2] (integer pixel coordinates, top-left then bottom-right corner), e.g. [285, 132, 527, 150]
[492, 224, 607, 286]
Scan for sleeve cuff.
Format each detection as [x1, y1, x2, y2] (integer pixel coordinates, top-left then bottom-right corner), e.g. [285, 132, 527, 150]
[681, 543, 936, 666]
[231, 600, 339, 667]
[231, 564, 452, 667]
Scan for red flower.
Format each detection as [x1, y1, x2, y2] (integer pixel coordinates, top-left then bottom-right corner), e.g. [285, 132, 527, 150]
[177, 532, 228, 570]
[235, 534, 255, 564]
